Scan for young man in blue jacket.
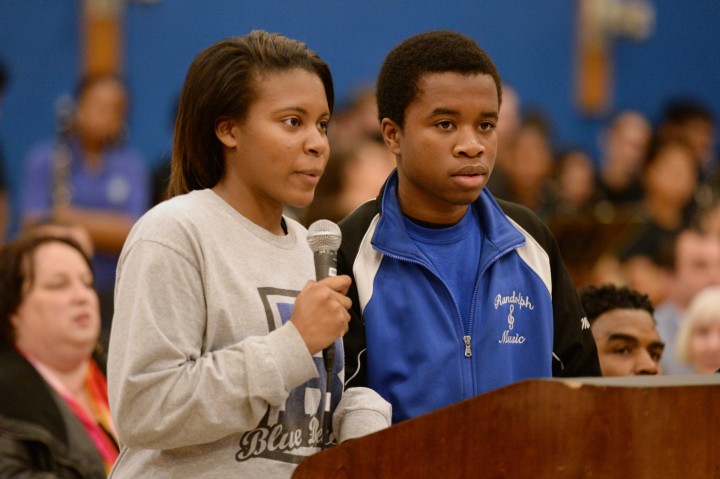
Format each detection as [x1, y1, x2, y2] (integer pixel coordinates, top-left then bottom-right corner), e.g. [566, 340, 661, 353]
[337, 30, 601, 424]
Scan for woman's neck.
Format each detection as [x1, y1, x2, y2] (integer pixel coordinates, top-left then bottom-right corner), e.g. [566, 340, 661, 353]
[212, 180, 285, 235]
[18, 342, 91, 393]
[79, 136, 107, 169]
[48, 359, 90, 397]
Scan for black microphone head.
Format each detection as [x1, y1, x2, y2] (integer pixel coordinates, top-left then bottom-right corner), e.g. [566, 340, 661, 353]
[307, 219, 342, 253]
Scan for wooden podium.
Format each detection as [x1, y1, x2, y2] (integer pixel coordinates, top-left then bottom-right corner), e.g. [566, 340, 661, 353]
[293, 375, 720, 478]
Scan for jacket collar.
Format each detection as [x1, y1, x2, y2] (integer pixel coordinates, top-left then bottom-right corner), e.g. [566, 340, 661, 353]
[0, 344, 68, 442]
[372, 170, 525, 266]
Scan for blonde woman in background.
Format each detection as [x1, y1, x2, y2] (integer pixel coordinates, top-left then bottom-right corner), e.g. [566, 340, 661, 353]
[676, 285, 720, 374]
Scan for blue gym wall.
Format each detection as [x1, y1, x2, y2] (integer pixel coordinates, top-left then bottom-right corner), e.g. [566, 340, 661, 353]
[1, 1, 719, 236]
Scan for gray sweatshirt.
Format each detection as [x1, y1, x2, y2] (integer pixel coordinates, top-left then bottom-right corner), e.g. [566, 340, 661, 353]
[107, 189, 390, 478]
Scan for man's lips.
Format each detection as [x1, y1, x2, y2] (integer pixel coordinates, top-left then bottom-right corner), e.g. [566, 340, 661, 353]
[452, 165, 489, 177]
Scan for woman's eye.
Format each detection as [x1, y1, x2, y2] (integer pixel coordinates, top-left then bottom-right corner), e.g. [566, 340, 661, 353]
[478, 122, 495, 132]
[284, 117, 301, 127]
[45, 280, 69, 290]
[318, 120, 329, 133]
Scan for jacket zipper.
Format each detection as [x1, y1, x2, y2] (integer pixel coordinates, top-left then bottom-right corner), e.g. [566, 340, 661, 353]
[377, 241, 522, 398]
[462, 244, 522, 397]
[378, 249, 474, 398]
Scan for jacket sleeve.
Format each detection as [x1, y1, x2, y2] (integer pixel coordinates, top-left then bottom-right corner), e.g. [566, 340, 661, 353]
[0, 418, 48, 479]
[540, 219, 601, 377]
[337, 247, 367, 389]
[337, 201, 379, 389]
[108, 239, 319, 450]
[0, 414, 104, 479]
[498, 199, 601, 377]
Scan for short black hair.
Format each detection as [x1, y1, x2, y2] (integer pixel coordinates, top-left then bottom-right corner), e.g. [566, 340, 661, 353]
[661, 98, 715, 126]
[578, 284, 654, 325]
[376, 30, 502, 128]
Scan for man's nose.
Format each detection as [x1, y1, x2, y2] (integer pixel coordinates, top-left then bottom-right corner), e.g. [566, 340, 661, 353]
[634, 350, 659, 375]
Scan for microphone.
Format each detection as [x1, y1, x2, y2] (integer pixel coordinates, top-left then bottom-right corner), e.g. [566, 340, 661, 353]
[307, 219, 342, 280]
[306, 219, 342, 448]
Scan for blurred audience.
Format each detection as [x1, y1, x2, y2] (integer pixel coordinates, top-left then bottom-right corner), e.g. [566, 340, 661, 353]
[676, 285, 720, 374]
[19, 73, 150, 329]
[548, 146, 616, 287]
[617, 138, 700, 304]
[492, 110, 557, 222]
[657, 99, 717, 182]
[486, 83, 521, 197]
[496, 83, 522, 157]
[553, 111, 651, 287]
[654, 229, 720, 374]
[0, 59, 9, 241]
[328, 84, 382, 153]
[304, 138, 395, 226]
[658, 99, 718, 218]
[694, 198, 720, 239]
[579, 284, 664, 376]
[552, 146, 599, 219]
[595, 110, 652, 209]
[0, 235, 117, 477]
[637, 138, 698, 231]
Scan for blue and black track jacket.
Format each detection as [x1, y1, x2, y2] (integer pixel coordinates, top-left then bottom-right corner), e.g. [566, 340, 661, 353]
[338, 172, 601, 423]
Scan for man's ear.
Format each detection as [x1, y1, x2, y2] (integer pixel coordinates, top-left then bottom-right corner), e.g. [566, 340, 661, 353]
[215, 117, 238, 148]
[381, 118, 402, 156]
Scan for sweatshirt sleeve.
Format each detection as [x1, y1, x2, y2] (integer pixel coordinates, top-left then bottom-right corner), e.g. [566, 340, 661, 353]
[107, 239, 319, 450]
[331, 387, 392, 443]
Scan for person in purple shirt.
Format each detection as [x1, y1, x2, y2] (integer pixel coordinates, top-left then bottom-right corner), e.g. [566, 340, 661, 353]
[20, 73, 150, 347]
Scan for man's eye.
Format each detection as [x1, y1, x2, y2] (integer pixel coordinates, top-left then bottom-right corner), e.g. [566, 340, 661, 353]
[478, 122, 495, 132]
[436, 121, 453, 130]
[614, 347, 632, 355]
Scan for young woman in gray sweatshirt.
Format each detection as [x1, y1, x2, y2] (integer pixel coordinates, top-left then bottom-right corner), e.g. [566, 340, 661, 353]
[107, 30, 390, 479]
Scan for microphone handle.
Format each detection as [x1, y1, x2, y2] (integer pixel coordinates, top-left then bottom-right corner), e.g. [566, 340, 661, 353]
[321, 343, 335, 449]
[314, 248, 338, 401]
[313, 249, 338, 448]
[314, 250, 338, 281]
